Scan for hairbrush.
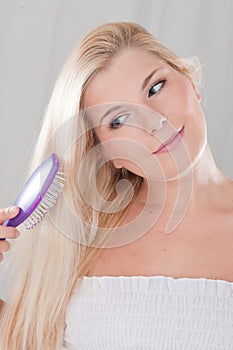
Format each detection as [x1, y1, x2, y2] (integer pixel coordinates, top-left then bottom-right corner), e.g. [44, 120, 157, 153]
[1, 153, 65, 237]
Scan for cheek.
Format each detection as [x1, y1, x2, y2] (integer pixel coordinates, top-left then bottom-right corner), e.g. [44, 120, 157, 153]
[95, 129, 151, 171]
[102, 137, 148, 161]
[96, 126, 147, 148]
[175, 89, 193, 114]
[156, 78, 199, 120]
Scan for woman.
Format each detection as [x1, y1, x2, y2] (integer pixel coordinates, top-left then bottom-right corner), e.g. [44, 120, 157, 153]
[1, 21, 233, 349]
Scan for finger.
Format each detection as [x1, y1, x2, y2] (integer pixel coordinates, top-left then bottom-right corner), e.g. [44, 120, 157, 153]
[0, 240, 10, 253]
[0, 206, 20, 225]
[0, 226, 20, 240]
[0, 252, 3, 262]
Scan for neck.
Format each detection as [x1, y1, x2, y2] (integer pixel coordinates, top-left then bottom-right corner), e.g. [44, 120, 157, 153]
[136, 143, 232, 215]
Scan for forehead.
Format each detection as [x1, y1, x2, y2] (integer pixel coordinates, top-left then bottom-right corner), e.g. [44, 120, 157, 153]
[84, 48, 169, 109]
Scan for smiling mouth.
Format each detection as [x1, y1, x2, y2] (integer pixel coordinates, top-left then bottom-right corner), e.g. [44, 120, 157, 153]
[153, 125, 185, 154]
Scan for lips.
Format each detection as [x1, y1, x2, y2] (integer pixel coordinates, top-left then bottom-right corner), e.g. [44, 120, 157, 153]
[153, 125, 184, 153]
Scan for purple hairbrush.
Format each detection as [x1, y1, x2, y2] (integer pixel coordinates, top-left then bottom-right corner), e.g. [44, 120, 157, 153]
[2, 153, 65, 233]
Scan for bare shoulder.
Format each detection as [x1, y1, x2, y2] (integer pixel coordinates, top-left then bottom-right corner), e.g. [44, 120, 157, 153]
[226, 177, 233, 197]
[209, 176, 233, 214]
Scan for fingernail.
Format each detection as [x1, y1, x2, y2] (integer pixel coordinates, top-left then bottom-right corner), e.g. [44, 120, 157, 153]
[9, 206, 18, 214]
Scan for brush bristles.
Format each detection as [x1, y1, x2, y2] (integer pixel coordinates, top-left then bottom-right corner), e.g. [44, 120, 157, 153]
[24, 168, 66, 230]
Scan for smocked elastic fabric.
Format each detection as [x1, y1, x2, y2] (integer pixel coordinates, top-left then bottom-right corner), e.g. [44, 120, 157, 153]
[63, 275, 233, 349]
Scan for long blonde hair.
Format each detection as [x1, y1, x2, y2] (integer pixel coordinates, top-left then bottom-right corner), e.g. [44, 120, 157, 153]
[0, 22, 201, 349]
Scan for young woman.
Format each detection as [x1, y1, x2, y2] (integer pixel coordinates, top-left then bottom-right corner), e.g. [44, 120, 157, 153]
[1, 21, 233, 349]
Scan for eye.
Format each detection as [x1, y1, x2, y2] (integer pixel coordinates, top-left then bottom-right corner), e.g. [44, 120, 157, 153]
[148, 80, 166, 98]
[109, 114, 128, 130]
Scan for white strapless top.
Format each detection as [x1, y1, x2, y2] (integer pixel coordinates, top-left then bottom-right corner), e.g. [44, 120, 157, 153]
[63, 275, 233, 349]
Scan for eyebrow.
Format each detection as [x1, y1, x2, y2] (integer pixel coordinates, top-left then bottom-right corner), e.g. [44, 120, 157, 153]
[141, 68, 161, 90]
[100, 105, 122, 124]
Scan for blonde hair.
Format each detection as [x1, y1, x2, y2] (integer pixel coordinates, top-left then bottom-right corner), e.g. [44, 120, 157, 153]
[0, 22, 201, 349]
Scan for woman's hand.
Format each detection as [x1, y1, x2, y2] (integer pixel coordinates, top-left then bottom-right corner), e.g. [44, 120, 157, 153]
[0, 206, 20, 261]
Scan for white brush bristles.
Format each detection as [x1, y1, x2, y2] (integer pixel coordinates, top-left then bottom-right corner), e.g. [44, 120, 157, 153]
[24, 169, 65, 230]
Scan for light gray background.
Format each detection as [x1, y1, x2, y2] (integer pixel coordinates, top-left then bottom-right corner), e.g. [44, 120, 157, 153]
[0, 0, 232, 296]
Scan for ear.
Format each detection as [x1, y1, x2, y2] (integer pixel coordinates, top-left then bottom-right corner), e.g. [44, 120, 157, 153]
[191, 82, 202, 102]
[195, 88, 202, 102]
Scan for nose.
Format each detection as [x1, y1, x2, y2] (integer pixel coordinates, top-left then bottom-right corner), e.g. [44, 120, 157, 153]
[150, 116, 167, 134]
[130, 105, 168, 134]
[141, 110, 167, 134]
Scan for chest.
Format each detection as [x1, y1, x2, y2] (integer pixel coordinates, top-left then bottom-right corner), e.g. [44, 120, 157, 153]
[87, 210, 233, 281]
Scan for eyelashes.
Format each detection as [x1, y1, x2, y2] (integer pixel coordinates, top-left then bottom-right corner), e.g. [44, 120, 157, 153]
[148, 79, 166, 98]
[108, 114, 129, 130]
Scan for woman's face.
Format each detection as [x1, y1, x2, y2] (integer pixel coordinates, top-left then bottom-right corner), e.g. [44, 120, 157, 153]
[84, 48, 207, 181]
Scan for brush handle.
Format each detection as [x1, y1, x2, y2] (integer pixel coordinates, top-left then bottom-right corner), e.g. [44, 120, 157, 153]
[2, 207, 23, 228]
[0, 153, 60, 240]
